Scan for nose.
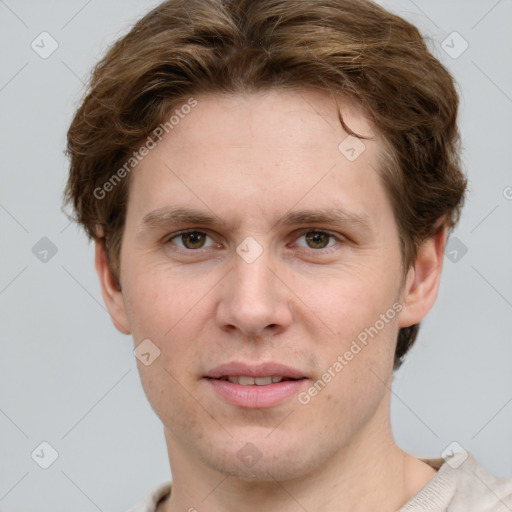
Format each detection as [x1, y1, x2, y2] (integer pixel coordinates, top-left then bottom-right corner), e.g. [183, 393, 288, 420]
[215, 247, 293, 339]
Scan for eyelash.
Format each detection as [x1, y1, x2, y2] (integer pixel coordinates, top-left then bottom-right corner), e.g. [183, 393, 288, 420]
[163, 229, 344, 255]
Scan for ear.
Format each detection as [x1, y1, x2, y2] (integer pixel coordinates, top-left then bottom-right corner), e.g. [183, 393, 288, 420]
[94, 238, 131, 335]
[398, 225, 448, 328]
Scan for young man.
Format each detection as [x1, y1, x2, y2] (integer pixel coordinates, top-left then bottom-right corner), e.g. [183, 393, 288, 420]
[64, 0, 512, 510]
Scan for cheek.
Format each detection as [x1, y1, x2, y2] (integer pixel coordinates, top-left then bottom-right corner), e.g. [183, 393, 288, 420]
[307, 315, 397, 437]
[304, 268, 400, 401]
[125, 270, 209, 427]
[136, 354, 207, 445]
[121, 259, 200, 341]
[122, 259, 215, 379]
[305, 261, 400, 338]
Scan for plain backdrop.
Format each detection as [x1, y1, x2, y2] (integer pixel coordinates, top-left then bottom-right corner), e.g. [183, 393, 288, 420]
[1, 0, 511, 510]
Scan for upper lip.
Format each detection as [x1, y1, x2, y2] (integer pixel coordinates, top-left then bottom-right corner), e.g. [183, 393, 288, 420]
[205, 362, 307, 379]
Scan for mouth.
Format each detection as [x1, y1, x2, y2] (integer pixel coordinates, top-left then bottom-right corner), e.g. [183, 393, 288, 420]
[205, 361, 307, 380]
[204, 362, 308, 408]
[213, 375, 301, 386]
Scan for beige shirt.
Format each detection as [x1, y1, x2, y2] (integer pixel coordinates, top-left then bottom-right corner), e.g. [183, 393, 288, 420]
[128, 453, 512, 512]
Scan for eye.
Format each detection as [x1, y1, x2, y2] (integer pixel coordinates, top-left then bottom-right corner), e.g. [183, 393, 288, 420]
[167, 230, 216, 250]
[164, 229, 342, 254]
[294, 230, 339, 250]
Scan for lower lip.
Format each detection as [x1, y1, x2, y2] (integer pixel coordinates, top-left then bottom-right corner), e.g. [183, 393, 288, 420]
[205, 378, 307, 408]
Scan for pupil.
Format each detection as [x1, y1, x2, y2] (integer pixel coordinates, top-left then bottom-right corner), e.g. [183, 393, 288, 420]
[184, 232, 205, 249]
[306, 232, 328, 249]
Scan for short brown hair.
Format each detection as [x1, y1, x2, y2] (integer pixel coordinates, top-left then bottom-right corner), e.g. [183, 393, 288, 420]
[64, 0, 467, 370]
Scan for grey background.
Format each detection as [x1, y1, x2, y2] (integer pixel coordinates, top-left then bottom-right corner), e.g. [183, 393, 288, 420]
[1, 0, 511, 510]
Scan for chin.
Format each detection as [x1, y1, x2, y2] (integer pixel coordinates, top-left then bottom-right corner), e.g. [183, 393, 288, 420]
[209, 455, 315, 483]
[198, 434, 325, 483]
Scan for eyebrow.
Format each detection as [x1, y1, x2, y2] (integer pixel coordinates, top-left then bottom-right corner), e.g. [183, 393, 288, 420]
[139, 206, 373, 234]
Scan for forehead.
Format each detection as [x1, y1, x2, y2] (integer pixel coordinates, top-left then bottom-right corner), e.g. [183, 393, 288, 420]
[164, 88, 376, 155]
[126, 88, 394, 233]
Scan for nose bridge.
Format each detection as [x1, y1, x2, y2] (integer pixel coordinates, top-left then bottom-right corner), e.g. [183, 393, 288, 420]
[232, 241, 275, 305]
[218, 236, 292, 335]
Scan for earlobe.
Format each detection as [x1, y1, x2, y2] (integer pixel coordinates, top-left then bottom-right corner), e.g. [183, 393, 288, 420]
[94, 238, 132, 335]
[398, 226, 448, 329]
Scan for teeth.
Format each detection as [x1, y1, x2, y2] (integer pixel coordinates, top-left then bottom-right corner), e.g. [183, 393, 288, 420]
[254, 376, 272, 386]
[224, 376, 285, 385]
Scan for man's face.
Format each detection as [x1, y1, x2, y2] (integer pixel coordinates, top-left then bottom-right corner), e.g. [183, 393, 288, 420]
[114, 89, 408, 480]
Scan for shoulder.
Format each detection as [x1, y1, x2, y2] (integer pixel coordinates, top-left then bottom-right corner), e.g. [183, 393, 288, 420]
[127, 481, 172, 512]
[399, 452, 512, 512]
[448, 453, 512, 511]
